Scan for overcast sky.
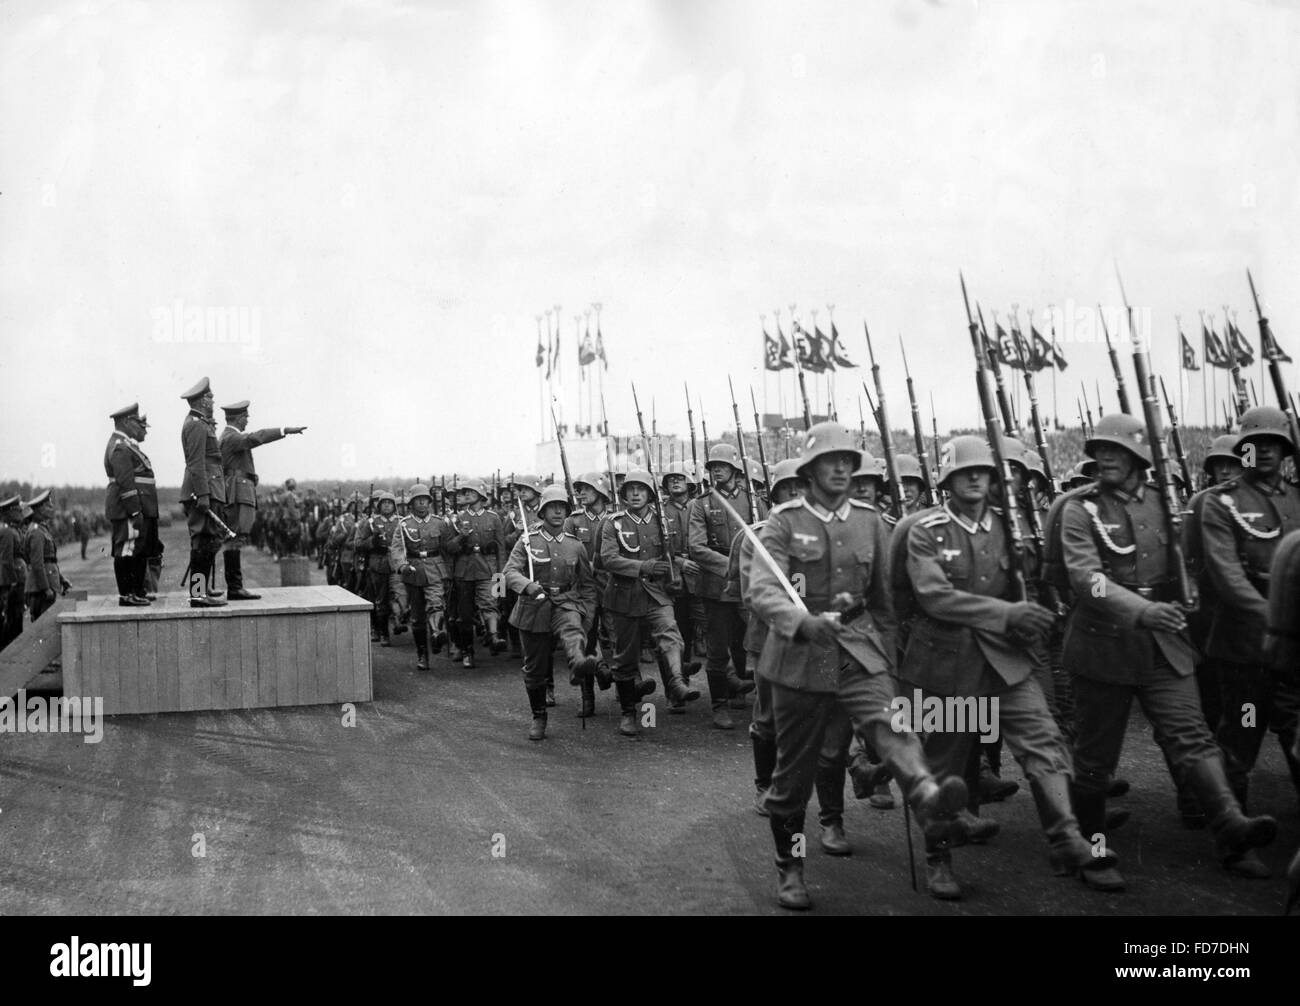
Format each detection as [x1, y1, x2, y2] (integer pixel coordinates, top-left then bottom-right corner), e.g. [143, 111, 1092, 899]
[2, 0, 1297, 488]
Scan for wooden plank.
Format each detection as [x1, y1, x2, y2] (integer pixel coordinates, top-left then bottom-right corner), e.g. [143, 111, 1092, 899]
[100, 620, 121, 715]
[114, 621, 138, 715]
[191, 615, 212, 711]
[221, 618, 242, 710]
[334, 608, 352, 703]
[314, 613, 337, 706]
[353, 612, 372, 702]
[239, 617, 258, 709]
[275, 616, 296, 707]
[156, 617, 180, 713]
[256, 616, 277, 707]
[176, 618, 198, 712]
[0, 590, 87, 698]
[205, 616, 226, 710]
[295, 612, 317, 705]
[137, 616, 159, 714]
[59, 624, 81, 697]
[83, 622, 102, 707]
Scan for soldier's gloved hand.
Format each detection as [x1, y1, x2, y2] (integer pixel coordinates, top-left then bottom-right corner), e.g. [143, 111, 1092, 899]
[1139, 602, 1187, 634]
[798, 613, 844, 647]
[1007, 602, 1054, 639]
[60, 577, 71, 595]
[679, 558, 700, 578]
[194, 495, 210, 513]
[527, 582, 547, 600]
[641, 560, 672, 578]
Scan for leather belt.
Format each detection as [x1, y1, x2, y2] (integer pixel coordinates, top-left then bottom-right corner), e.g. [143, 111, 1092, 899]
[1117, 581, 1175, 602]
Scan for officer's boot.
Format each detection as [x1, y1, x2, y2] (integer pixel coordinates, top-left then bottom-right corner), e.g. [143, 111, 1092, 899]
[616, 679, 640, 737]
[752, 728, 777, 816]
[1187, 760, 1276, 879]
[115, 559, 145, 606]
[1033, 774, 1124, 891]
[770, 813, 811, 911]
[577, 675, 596, 718]
[226, 550, 261, 601]
[815, 759, 851, 856]
[204, 551, 224, 599]
[429, 611, 447, 654]
[188, 552, 226, 608]
[526, 685, 548, 741]
[412, 623, 429, 671]
[706, 665, 735, 730]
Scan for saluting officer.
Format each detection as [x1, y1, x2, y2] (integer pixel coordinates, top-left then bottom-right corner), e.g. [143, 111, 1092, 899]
[179, 377, 228, 608]
[23, 490, 70, 620]
[689, 443, 764, 730]
[505, 486, 599, 740]
[600, 470, 695, 736]
[1201, 407, 1300, 863]
[449, 480, 509, 667]
[0, 494, 27, 648]
[217, 400, 306, 600]
[105, 402, 158, 606]
[1061, 413, 1278, 881]
[564, 472, 616, 716]
[390, 484, 456, 671]
[746, 422, 967, 911]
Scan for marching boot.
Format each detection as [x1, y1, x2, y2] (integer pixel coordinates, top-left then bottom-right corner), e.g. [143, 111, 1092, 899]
[485, 613, 507, 654]
[634, 675, 657, 700]
[922, 820, 963, 901]
[886, 739, 970, 821]
[950, 808, 1000, 846]
[707, 667, 735, 730]
[225, 550, 260, 601]
[1034, 775, 1125, 892]
[569, 654, 597, 687]
[660, 651, 699, 710]
[1186, 759, 1278, 877]
[593, 657, 614, 691]
[752, 730, 776, 816]
[978, 761, 1019, 804]
[526, 685, 548, 741]
[727, 667, 755, 709]
[815, 761, 851, 857]
[413, 624, 429, 671]
[849, 754, 893, 801]
[683, 660, 702, 682]
[770, 813, 812, 911]
[577, 675, 596, 718]
[658, 655, 684, 714]
[462, 646, 476, 668]
[616, 679, 640, 737]
[430, 611, 448, 654]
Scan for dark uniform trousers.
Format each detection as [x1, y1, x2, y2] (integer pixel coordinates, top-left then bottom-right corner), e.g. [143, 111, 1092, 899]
[1216, 661, 1300, 805]
[520, 611, 588, 691]
[611, 605, 683, 683]
[703, 598, 748, 707]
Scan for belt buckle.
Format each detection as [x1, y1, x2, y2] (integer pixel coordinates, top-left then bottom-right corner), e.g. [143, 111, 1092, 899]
[1134, 586, 1154, 600]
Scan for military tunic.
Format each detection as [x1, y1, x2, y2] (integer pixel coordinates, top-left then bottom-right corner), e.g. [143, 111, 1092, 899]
[24, 520, 64, 619]
[505, 528, 597, 690]
[599, 506, 685, 683]
[180, 409, 226, 546]
[220, 425, 286, 542]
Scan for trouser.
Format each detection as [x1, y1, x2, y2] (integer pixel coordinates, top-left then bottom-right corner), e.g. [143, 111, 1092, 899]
[672, 590, 699, 663]
[703, 598, 747, 710]
[0, 586, 24, 649]
[405, 579, 447, 653]
[1215, 659, 1300, 807]
[520, 610, 587, 691]
[455, 578, 498, 650]
[27, 591, 54, 621]
[79, 536, 88, 560]
[813, 704, 853, 828]
[1048, 620, 1075, 741]
[365, 563, 392, 639]
[144, 554, 162, 595]
[609, 605, 683, 683]
[388, 571, 408, 623]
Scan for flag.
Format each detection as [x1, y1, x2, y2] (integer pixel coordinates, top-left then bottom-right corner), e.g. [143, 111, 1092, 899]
[813, 326, 837, 371]
[1203, 322, 1232, 370]
[1261, 322, 1293, 363]
[828, 321, 857, 368]
[794, 322, 829, 373]
[535, 330, 544, 368]
[1030, 327, 1056, 371]
[545, 318, 555, 379]
[1228, 319, 1255, 367]
[993, 324, 1016, 368]
[596, 322, 608, 370]
[1180, 332, 1200, 371]
[1050, 330, 1068, 371]
[764, 324, 792, 371]
[1012, 325, 1034, 371]
[579, 318, 597, 366]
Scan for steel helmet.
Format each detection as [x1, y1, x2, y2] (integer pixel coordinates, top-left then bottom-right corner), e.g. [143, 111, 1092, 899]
[660, 463, 689, 486]
[1203, 434, 1242, 472]
[574, 472, 611, 500]
[463, 480, 489, 502]
[937, 436, 996, 487]
[999, 436, 1029, 469]
[537, 485, 573, 514]
[1085, 413, 1153, 466]
[1236, 406, 1295, 450]
[375, 490, 397, 505]
[853, 454, 884, 481]
[511, 474, 541, 492]
[348, 491, 365, 505]
[770, 458, 804, 493]
[896, 453, 924, 481]
[619, 470, 657, 498]
[796, 422, 863, 476]
[682, 461, 700, 485]
[706, 442, 743, 473]
[407, 483, 432, 501]
[1024, 449, 1047, 481]
[745, 458, 768, 486]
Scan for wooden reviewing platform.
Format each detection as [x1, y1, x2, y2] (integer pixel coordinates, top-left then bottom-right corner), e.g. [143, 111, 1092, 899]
[59, 586, 373, 715]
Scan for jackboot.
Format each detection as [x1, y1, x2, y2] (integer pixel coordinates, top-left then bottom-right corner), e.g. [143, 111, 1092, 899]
[430, 611, 448, 654]
[577, 676, 596, 718]
[526, 685, 548, 741]
[569, 654, 597, 687]
[225, 550, 260, 600]
[950, 808, 1000, 846]
[660, 656, 685, 714]
[885, 739, 969, 821]
[752, 731, 777, 817]
[660, 652, 699, 708]
[485, 612, 507, 653]
[634, 675, 657, 700]
[770, 813, 812, 910]
[593, 658, 614, 691]
[188, 552, 226, 608]
[413, 625, 429, 671]
[707, 667, 735, 729]
[1186, 758, 1278, 871]
[727, 668, 756, 702]
[1034, 775, 1125, 892]
[923, 822, 962, 901]
[815, 761, 850, 856]
[616, 679, 640, 737]
[849, 754, 892, 801]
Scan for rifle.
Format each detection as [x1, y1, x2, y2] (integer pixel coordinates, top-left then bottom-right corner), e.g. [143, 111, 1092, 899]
[1099, 306, 1132, 414]
[1116, 265, 1197, 611]
[1009, 325, 1057, 501]
[631, 382, 682, 590]
[750, 386, 769, 493]
[930, 392, 942, 473]
[1159, 377, 1194, 498]
[685, 382, 699, 475]
[1080, 382, 1095, 436]
[863, 321, 904, 520]
[727, 376, 758, 523]
[701, 399, 710, 460]
[366, 482, 374, 516]
[1077, 399, 1088, 438]
[599, 386, 617, 501]
[792, 323, 813, 431]
[1247, 270, 1300, 459]
[977, 304, 1017, 435]
[961, 273, 1029, 603]
[551, 402, 575, 501]
[898, 336, 937, 506]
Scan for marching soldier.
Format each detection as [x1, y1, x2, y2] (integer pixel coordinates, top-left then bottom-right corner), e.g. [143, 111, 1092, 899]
[503, 475, 542, 662]
[600, 470, 696, 736]
[1203, 434, 1244, 488]
[449, 480, 509, 667]
[896, 454, 928, 514]
[505, 486, 599, 739]
[390, 484, 455, 671]
[688, 443, 764, 729]
[1061, 413, 1278, 883]
[23, 490, 70, 620]
[659, 464, 704, 708]
[1200, 406, 1300, 868]
[564, 472, 616, 716]
[899, 435, 1121, 899]
[0, 494, 26, 649]
[356, 491, 401, 645]
[747, 422, 967, 911]
[179, 377, 228, 608]
[218, 400, 306, 600]
[104, 402, 158, 606]
[330, 492, 363, 592]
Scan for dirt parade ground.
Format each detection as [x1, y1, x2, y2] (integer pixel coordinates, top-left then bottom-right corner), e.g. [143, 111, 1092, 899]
[0, 520, 1294, 916]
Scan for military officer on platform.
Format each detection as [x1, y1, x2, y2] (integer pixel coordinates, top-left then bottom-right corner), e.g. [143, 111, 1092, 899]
[179, 377, 229, 608]
[105, 402, 158, 606]
[218, 400, 307, 600]
[390, 483, 455, 671]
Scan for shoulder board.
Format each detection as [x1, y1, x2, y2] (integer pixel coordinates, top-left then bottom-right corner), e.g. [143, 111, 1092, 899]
[990, 505, 1004, 515]
[527, 528, 546, 539]
[918, 511, 951, 529]
[771, 498, 804, 514]
[848, 498, 874, 509]
[1215, 476, 1242, 493]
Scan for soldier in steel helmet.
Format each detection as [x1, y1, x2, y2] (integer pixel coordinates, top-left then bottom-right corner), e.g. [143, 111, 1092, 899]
[599, 470, 695, 736]
[1200, 406, 1300, 866]
[747, 421, 970, 911]
[356, 491, 402, 645]
[897, 435, 1122, 900]
[658, 463, 704, 711]
[688, 442, 766, 729]
[1062, 412, 1279, 882]
[506, 486, 599, 740]
[330, 492, 364, 592]
[449, 479, 509, 667]
[895, 453, 928, 515]
[390, 484, 456, 671]
[564, 472, 617, 716]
